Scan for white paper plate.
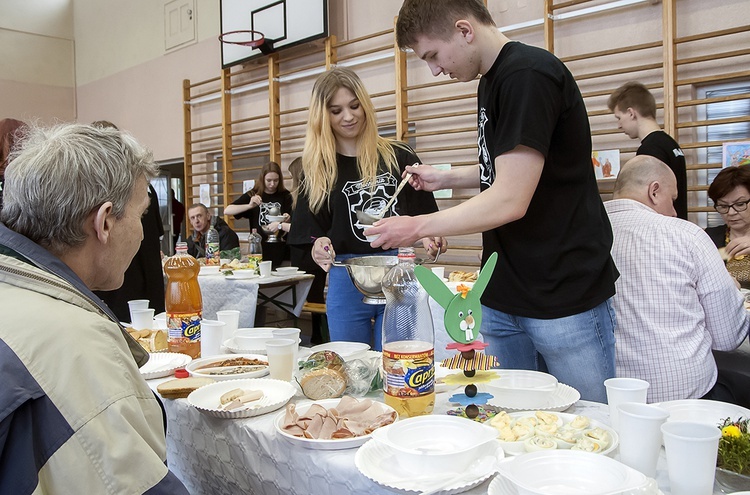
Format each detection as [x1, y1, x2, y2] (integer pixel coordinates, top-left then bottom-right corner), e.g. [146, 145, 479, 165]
[223, 271, 259, 280]
[139, 352, 192, 380]
[271, 270, 306, 276]
[494, 450, 655, 495]
[487, 474, 663, 495]
[223, 337, 301, 355]
[186, 353, 269, 381]
[656, 399, 750, 427]
[487, 382, 580, 412]
[355, 437, 502, 494]
[187, 378, 296, 419]
[495, 411, 618, 456]
[275, 398, 397, 450]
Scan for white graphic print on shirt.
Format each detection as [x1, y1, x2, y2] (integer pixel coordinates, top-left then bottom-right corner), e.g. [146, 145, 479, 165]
[477, 108, 494, 188]
[259, 201, 282, 226]
[343, 172, 398, 242]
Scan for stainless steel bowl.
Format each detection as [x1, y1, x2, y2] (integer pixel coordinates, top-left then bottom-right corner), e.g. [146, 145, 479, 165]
[341, 256, 398, 304]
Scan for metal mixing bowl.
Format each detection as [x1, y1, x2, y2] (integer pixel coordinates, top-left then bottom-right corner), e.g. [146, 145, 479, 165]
[341, 255, 398, 304]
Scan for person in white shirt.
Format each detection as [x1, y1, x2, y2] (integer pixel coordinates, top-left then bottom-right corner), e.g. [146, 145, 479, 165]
[605, 155, 750, 403]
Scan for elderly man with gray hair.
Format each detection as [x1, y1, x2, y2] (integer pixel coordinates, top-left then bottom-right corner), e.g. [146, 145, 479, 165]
[0, 124, 188, 494]
[605, 155, 750, 404]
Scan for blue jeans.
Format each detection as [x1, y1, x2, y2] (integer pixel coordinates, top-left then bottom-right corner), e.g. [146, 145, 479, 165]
[480, 298, 616, 403]
[326, 252, 396, 351]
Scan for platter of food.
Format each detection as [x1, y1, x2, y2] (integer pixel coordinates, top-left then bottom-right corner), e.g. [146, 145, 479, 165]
[275, 396, 397, 450]
[186, 354, 269, 380]
[187, 378, 296, 419]
[139, 352, 192, 380]
[489, 410, 618, 456]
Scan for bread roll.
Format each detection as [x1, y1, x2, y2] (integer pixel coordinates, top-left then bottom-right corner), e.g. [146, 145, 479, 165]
[299, 367, 347, 400]
[157, 377, 215, 399]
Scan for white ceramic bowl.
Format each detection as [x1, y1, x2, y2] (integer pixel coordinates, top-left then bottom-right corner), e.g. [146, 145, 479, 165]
[496, 450, 649, 495]
[370, 415, 499, 476]
[200, 265, 221, 275]
[483, 370, 558, 409]
[276, 266, 300, 274]
[308, 341, 370, 361]
[234, 328, 275, 350]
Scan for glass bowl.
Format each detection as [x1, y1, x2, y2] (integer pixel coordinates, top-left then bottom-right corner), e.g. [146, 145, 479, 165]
[715, 467, 750, 492]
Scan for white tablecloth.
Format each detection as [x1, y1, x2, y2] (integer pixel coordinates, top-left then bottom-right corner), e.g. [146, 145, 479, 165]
[150, 378, 727, 494]
[198, 272, 314, 328]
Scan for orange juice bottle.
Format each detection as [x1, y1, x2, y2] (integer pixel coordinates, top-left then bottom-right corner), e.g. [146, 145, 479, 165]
[165, 242, 202, 358]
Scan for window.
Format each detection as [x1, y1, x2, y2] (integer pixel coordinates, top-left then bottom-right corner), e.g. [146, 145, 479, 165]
[696, 82, 750, 227]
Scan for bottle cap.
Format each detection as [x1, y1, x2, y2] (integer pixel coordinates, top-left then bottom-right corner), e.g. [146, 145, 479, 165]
[174, 368, 189, 378]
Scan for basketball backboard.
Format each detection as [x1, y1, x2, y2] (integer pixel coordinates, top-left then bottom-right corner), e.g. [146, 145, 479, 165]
[220, 0, 328, 68]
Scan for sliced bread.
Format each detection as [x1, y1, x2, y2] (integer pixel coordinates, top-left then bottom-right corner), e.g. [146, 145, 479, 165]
[157, 377, 215, 399]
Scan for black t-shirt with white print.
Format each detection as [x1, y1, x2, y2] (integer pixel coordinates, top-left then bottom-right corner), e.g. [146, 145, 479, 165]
[288, 144, 439, 255]
[477, 41, 618, 319]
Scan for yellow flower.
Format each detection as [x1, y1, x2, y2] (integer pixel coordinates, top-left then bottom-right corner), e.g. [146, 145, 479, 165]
[722, 425, 742, 438]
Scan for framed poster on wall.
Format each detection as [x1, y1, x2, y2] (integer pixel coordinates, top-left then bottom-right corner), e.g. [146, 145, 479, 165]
[592, 150, 621, 179]
[723, 141, 750, 168]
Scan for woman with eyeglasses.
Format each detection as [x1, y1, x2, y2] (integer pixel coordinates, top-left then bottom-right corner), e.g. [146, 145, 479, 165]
[707, 165, 750, 287]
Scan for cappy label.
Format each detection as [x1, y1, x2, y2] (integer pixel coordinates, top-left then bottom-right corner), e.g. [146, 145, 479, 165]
[383, 348, 435, 398]
[167, 312, 202, 341]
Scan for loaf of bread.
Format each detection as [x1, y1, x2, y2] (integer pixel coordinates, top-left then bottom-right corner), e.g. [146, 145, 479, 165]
[126, 327, 168, 352]
[448, 270, 478, 282]
[157, 377, 215, 399]
[299, 367, 347, 400]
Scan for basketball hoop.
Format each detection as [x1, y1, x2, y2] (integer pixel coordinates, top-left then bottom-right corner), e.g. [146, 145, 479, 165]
[219, 30, 275, 55]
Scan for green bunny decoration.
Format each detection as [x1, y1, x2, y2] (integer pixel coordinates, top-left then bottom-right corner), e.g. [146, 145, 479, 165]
[414, 252, 498, 345]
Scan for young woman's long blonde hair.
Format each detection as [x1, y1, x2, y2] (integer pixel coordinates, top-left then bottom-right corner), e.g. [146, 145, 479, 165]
[301, 67, 405, 213]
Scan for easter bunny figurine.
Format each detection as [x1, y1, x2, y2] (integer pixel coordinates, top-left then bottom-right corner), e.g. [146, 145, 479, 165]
[414, 252, 498, 345]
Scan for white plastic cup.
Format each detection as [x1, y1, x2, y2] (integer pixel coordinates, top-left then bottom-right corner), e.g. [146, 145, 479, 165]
[130, 308, 155, 330]
[604, 377, 649, 431]
[272, 328, 301, 362]
[200, 320, 226, 358]
[272, 327, 301, 341]
[127, 299, 150, 324]
[216, 309, 240, 342]
[265, 338, 297, 381]
[661, 421, 721, 495]
[259, 260, 272, 277]
[617, 402, 670, 477]
[431, 266, 445, 279]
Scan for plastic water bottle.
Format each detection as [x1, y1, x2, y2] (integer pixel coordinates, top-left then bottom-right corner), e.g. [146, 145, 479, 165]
[205, 219, 220, 266]
[248, 228, 263, 272]
[381, 247, 435, 417]
[165, 242, 202, 358]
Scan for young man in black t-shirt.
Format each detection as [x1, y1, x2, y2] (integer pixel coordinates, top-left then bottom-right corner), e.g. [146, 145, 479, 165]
[367, 0, 619, 402]
[608, 81, 688, 219]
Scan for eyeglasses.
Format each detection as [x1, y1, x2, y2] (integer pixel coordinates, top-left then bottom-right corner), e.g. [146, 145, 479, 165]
[714, 200, 750, 214]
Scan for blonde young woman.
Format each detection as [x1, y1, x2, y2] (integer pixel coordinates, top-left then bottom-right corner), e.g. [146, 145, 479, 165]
[288, 67, 446, 350]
